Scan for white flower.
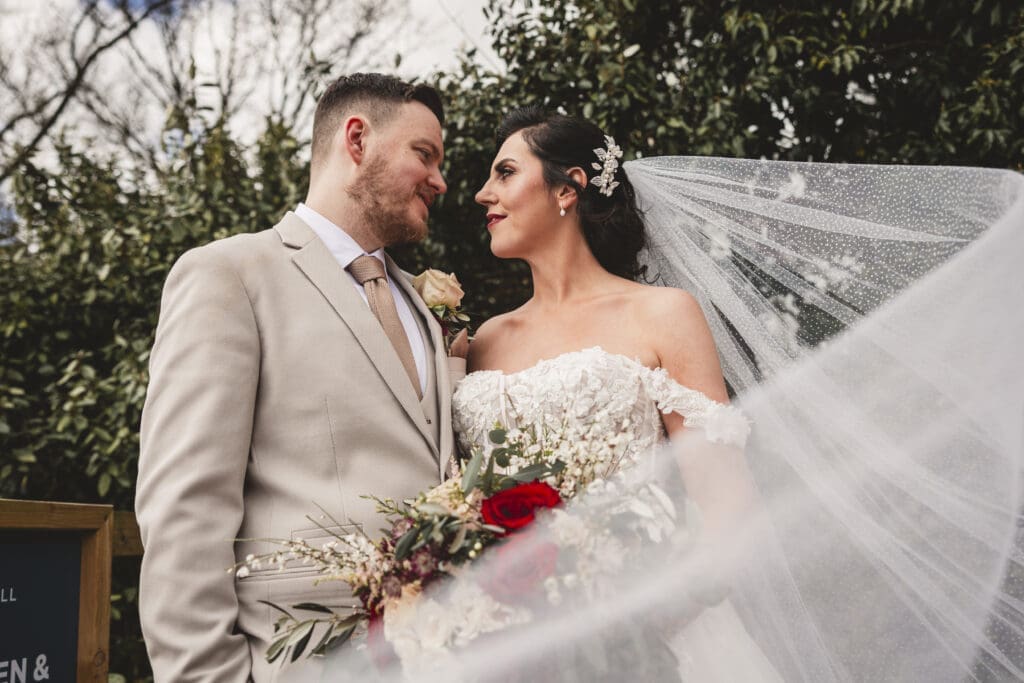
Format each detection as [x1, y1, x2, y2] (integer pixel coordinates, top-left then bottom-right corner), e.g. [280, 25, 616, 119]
[547, 508, 588, 545]
[416, 598, 454, 652]
[544, 576, 563, 605]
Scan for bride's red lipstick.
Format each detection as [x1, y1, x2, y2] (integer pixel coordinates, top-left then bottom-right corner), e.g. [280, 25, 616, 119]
[486, 213, 505, 229]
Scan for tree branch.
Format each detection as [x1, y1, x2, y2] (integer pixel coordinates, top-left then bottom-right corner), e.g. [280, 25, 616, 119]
[0, 0, 178, 184]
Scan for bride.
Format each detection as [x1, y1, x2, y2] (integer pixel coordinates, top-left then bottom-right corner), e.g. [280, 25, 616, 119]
[451, 106, 781, 680]
[439, 106, 1024, 681]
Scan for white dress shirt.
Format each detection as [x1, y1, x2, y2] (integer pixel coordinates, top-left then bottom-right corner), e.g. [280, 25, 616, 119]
[295, 203, 427, 394]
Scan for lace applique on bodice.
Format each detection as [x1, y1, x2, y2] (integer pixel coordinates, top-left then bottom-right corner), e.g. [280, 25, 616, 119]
[452, 347, 750, 465]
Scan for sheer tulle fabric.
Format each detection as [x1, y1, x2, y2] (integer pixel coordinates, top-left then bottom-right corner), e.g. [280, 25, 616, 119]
[631, 158, 1024, 681]
[321, 159, 1024, 682]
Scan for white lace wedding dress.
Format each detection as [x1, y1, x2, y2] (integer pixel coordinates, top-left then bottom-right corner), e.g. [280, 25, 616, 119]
[451, 346, 783, 681]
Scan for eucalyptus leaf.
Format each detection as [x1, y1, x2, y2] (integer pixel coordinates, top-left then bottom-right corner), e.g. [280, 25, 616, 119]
[323, 622, 359, 653]
[258, 600, 294, 620]
[311, 624, 337, 655]
[286, 620, 315, 647]
[507, 462, 559, 482]
[448, 522, 469, 553]
[289, 621, 316, 662]
[462, 447, 485, 495]
[394, 527, 419, 561]
[416, 502, 452, 517]
[494, 450, 511, 468]
[266, 635, 289, 663]
[291, 602, 334, 614]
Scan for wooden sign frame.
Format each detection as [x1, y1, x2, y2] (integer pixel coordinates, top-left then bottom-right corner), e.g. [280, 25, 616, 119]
[0, 499, 113, 682]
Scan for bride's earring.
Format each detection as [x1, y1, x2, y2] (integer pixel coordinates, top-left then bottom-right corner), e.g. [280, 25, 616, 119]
[559, 207, 566, 217]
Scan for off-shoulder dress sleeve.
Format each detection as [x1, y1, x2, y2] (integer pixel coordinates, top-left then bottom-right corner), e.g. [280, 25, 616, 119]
[641, 366, 751, 448]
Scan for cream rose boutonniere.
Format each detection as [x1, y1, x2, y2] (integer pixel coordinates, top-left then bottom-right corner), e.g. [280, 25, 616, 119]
[412, 269, 470, 353]
[413, 269, 464, 309]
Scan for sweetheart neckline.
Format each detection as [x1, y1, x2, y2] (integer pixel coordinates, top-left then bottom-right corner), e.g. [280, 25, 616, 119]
[465, 346, 657, 381]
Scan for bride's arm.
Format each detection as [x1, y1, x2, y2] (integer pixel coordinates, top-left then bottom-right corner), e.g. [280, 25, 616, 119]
[646, 288, 758, 537]
[447, 329, 469, 387]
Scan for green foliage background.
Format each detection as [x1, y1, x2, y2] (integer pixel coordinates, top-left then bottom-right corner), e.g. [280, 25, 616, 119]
[1, 0, 1021, 678]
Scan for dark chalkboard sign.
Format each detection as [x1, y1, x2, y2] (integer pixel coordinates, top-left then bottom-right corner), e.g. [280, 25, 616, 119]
[0, 532, 81, 682]
[0, 501, 112, 683]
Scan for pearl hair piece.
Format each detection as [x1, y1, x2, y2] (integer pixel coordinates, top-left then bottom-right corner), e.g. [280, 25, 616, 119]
[590, 135, 623, 197]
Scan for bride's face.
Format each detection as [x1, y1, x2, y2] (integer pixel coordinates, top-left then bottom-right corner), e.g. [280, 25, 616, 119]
[475, 131, 561, 259]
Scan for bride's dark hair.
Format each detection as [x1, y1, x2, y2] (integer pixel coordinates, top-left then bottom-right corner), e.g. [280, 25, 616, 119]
[495, 107, 647, 280]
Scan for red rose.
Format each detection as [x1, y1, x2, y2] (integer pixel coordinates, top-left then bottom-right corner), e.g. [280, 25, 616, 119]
[479, 534, 560, 604]
[481, 481, 562, 532]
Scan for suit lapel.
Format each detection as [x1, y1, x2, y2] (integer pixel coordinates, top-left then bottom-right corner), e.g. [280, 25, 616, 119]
[387, 255, 455, 477]
[275, 214, 437, 460]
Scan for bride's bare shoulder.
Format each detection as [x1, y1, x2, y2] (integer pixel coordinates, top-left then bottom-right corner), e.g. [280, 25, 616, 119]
[628, 282, 705, 328]
[467, 308, 527, 370]
[630, 283, 728, 403]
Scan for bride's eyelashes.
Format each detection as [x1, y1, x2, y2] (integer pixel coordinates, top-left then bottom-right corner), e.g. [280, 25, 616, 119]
[495, 164, 514, 179]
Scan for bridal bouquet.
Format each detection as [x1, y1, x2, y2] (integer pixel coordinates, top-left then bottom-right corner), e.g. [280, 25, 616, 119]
[237, 419, 683, 669]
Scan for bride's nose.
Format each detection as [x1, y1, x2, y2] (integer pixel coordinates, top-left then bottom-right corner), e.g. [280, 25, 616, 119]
[475, 181, 495, 207]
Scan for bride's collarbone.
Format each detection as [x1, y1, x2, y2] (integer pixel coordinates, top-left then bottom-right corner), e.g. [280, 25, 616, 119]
[473, 292, 663, 374]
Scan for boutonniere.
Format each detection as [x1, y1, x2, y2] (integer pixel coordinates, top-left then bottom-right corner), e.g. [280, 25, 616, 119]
[412, 269, 470, 352]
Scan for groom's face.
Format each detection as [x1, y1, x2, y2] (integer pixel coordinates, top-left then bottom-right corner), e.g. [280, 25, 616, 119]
[349, 102, 447, 246]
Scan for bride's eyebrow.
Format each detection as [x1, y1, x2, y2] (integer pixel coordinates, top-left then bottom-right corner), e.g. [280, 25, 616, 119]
[492, 157, 515, 171]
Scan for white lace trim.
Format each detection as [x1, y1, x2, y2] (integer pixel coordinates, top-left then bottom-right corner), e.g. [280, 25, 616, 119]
[453, 347, 750, 456]
[641, 366, 751, 447]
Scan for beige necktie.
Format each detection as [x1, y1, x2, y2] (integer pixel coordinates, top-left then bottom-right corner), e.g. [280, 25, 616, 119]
[348, 255, 422, 399]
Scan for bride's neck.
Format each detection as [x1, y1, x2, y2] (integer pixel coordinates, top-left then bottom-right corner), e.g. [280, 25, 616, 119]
[525, 244, 615, 307]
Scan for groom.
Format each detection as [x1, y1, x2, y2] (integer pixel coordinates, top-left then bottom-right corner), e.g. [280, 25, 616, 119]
[136, 73, 457, 681]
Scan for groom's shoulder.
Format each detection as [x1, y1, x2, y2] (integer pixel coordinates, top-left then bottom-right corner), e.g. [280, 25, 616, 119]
[173, 226, 284, 270]
[198, 226, 281, 255]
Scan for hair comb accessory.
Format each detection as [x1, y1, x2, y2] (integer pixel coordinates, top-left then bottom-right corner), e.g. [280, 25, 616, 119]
[590, 135, 623, 197]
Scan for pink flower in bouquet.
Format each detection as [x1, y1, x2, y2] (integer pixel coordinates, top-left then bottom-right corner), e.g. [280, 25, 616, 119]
[481, 481, 561, 533]
[480, 534, 559, 604]
[382, 575, 403, 599]
[410, 548, 439, 579]
[390, 517, 414, 541]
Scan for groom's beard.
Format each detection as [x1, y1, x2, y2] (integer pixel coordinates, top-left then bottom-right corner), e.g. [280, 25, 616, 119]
[347, 153, 428, 247]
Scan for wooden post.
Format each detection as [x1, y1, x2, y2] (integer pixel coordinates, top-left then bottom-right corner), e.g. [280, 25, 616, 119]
[0, 499, 113, 682]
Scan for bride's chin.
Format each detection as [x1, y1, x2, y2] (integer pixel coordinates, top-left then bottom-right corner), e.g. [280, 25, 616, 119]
[488, 237, 520, 260]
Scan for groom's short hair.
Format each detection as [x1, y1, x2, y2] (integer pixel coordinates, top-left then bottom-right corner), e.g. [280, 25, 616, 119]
[311, 73, 445, 165]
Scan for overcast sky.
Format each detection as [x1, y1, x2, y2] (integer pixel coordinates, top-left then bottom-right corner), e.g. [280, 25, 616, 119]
[404, 0, 498, 75]
[0, 0, 498, 164]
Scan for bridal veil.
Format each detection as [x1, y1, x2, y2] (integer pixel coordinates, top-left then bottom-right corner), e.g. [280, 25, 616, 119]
[630, 157, 1024, 681]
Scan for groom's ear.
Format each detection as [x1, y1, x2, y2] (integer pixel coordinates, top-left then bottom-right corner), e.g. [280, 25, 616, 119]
[342, 116, 368, 164]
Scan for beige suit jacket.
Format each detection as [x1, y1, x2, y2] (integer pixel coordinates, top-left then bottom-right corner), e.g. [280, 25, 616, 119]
[136, 213, 460, 681]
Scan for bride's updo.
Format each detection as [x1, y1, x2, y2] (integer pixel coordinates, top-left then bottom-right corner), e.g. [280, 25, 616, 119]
[496, 107, 647, 280]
